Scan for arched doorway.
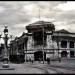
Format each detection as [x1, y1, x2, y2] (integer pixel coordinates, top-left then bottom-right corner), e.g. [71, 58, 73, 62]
[34, 51, 46, 61]
[61, 51, 67, 58]
[70, 51, 74, 57]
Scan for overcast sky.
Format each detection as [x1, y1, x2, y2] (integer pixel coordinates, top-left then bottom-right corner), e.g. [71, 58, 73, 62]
[0, 1, 75, 43]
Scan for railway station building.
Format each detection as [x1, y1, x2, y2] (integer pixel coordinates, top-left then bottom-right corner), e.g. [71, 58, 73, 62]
[9, 21, 75, 62]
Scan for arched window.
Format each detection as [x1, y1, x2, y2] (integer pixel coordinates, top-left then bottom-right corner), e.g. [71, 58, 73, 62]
[70, 41, 74, 48]
[61, 40, 67, 48]
[61, 51, 67, 57]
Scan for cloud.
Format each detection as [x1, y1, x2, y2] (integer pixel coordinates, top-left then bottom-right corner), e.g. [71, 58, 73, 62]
[56, 1, 75, 11]
[0, 1, 75, 43]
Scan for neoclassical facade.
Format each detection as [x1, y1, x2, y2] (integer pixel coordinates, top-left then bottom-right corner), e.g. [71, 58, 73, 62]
[10, 21, 75, 61]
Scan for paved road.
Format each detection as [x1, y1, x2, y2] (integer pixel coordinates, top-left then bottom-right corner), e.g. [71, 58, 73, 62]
[0, 63, 57, 74]
[27, 62, 75, 74]
[0, 59, 75, 74]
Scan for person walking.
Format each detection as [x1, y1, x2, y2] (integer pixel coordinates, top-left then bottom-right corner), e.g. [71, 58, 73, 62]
[47, 58, 50, 64]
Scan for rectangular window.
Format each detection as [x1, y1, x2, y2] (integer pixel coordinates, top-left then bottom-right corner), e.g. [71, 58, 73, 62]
[70, 41, 74, 48]
[61, 41, 67, 48]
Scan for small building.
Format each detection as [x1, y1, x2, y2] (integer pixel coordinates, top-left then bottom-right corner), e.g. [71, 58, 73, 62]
[10, 21, 75, 62]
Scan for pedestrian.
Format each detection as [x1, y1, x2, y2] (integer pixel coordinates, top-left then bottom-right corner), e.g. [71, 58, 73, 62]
[39, 58, 41, 63]
[29, 58, 31, 62]
[31, 59, 34, 64]
[59, 57, 61, 62]
[47, 58, 50, 64]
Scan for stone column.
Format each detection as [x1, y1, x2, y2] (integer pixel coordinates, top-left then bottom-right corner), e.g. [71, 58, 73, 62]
[57, 41, 60, 58]
[59, 50, 62, 58]
[67, 50, 70, 58]
[46, 35, 52, 49]
[67, 41, 70, 58]
[46, 50, 50, 59]
[46, 34, 54, 59]
[27, 35, 33, 50]
[30, 53, 34, 60]
[67, 41, 69, 49]
[58, 41, 61, 49]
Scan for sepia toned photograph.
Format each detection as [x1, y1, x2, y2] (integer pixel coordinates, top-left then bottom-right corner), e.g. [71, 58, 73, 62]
[0, 1, 75, 74]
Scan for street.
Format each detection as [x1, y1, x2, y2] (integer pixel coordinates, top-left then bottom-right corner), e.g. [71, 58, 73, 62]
[0, 59, 75, 74]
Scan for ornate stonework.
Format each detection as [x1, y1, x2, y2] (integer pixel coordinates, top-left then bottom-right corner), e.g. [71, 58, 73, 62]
[46, 35, 53, 49]
[27, 35, 34, 50]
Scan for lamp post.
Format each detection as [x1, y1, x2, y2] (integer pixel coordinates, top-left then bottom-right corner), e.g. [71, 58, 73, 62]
[0, 25, 15, 70]
[2, 25, 9, 68]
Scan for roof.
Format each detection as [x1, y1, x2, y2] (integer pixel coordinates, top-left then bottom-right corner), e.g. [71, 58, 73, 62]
[26, 21, 55, 31]
[28, 21, 53, 26]
[55, 29, 70, 33]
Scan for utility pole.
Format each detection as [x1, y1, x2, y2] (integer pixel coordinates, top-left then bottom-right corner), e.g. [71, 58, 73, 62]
[57, 32, 59, 59]
[43, 25, 44, 64]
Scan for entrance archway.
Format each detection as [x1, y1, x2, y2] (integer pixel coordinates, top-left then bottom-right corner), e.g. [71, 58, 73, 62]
[34, 51, 46, 61]
[70, 51, 74, 57]
[61, 51, 67, 58]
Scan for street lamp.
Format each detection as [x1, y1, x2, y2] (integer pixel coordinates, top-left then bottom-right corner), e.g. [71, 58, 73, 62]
[2, 25, 9, 68]
[0, 25, 15, 70]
